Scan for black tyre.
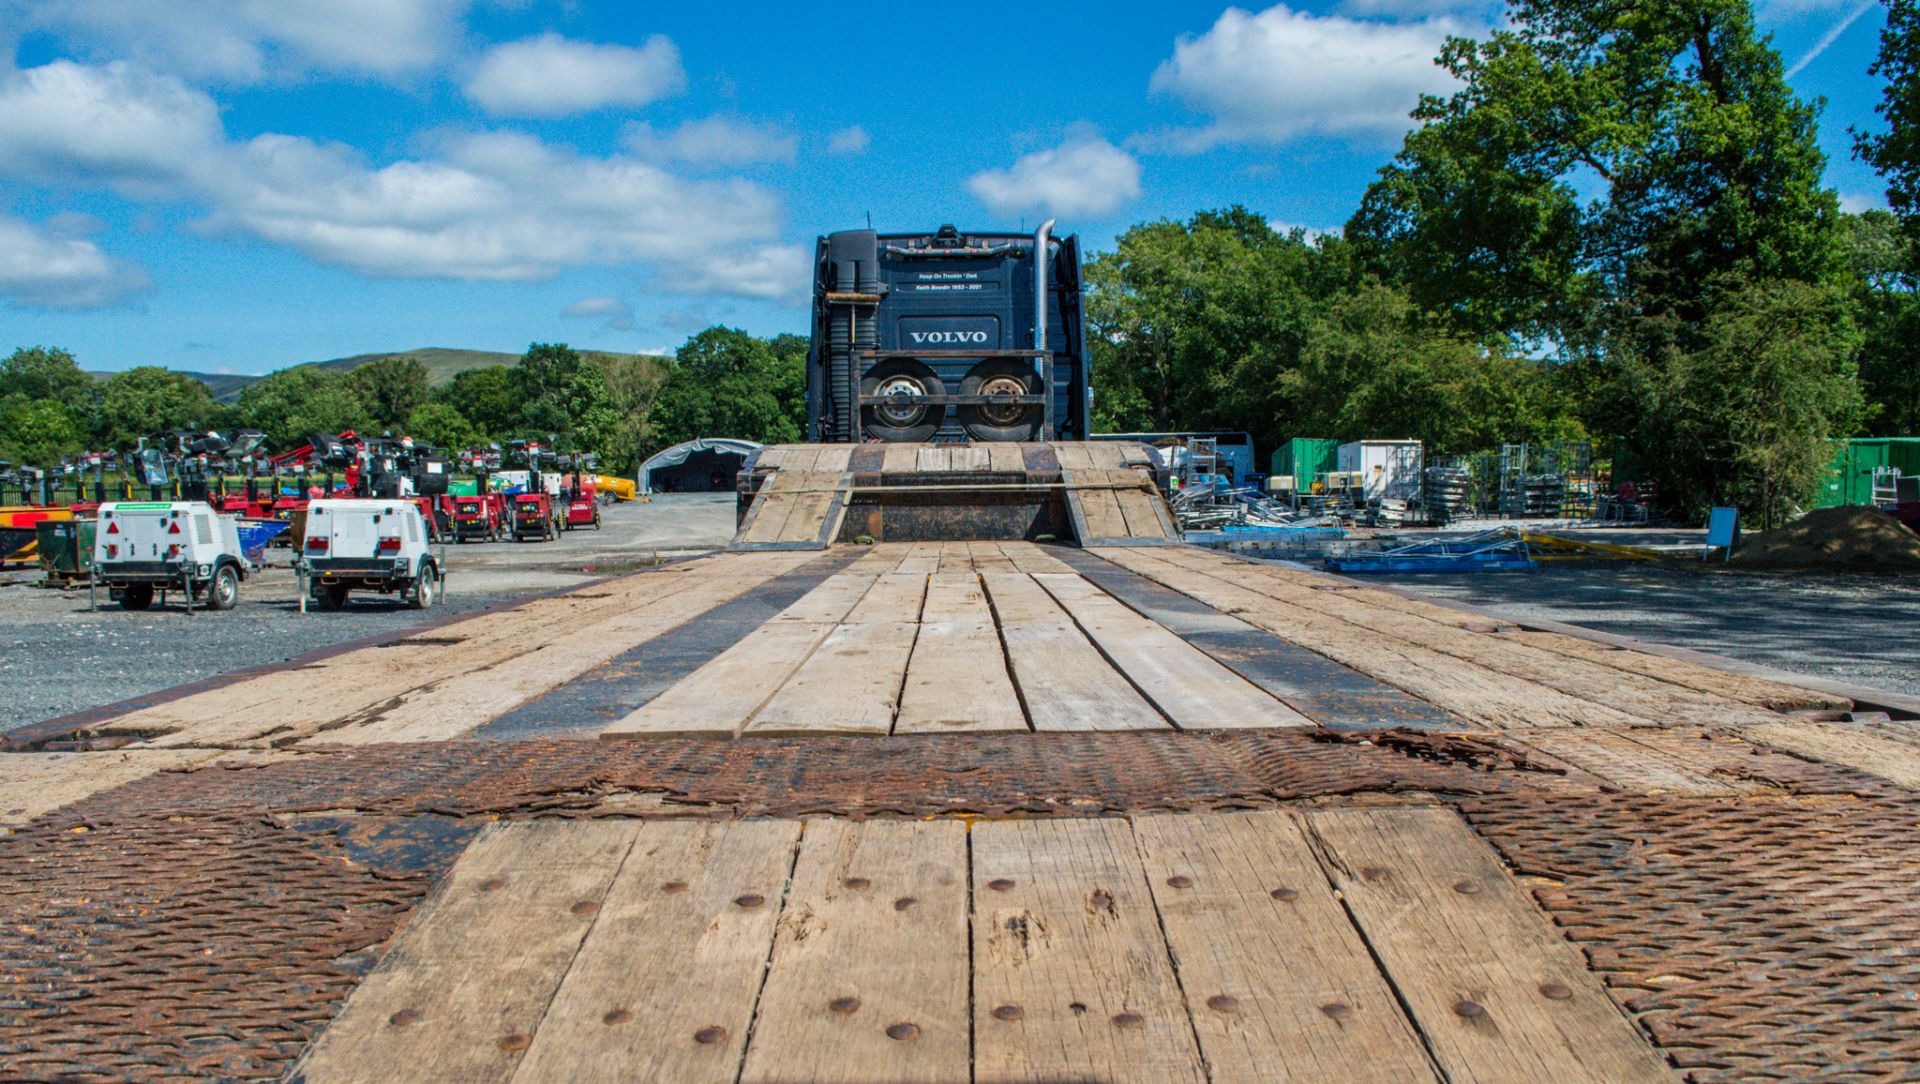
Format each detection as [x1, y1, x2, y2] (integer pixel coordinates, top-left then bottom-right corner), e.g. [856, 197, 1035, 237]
[410, 567, 438, 610]
[860, 360, 946, 442]
[119, 583, 154, 611]
[316, 583, 349, 611]
[206, 565, 240, 611]
[958, 359, 1043, 442]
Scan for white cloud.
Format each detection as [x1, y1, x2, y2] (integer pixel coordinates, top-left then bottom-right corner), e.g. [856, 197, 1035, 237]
[1839, 191, 1886, 214]
[563, 295, 636, 330]
[1149, 4, 1463, 148]
[464, 33, 685, 117]
[8, 0, 473, 83]
[0, 61, 801, 299]
[967, 133, 1143, 219]
[1269, 219, 1343, 242]
[827, 126, 870, 155]
[0, 213, 150, 309]
[621, 117, 798, 166]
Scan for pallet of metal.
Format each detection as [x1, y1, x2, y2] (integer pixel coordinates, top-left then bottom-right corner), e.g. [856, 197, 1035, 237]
[1325, 528, 1538, 573]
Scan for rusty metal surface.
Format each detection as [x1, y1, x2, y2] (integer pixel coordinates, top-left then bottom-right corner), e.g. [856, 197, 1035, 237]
[0, 812, 462, 1081]
[32, 730, 1565, 826]
[1463, 792, 1920, 1082]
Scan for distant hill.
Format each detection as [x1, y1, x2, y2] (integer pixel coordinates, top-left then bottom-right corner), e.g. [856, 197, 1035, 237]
[89, 347, 654, 403]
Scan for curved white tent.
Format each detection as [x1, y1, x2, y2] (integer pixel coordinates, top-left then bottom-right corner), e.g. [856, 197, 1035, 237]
[638, 438, 761, 494]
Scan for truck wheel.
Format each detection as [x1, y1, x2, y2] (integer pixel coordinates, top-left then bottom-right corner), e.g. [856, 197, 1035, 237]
[861, 360, 946, 442]
[958, 359, 1043, 442]
[410, 567, 438, 610]
[120, 584, 154, 611]
[206, 565, 240, 611]
[316, 584, 349, 611]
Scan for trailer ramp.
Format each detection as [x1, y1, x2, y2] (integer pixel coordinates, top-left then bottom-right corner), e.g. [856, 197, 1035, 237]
[732, 440, 1178, 549]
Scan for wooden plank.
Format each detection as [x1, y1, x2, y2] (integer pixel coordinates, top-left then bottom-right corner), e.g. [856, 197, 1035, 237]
[1069, 470, 1132, 540]
[1103, 549, 1642, 730]
[1082, 441, 1127, 468]
[296, 821, 638, 1084]
[1307, 806, 1674, 1084]
[509, 820, 800, 1084]
[950, 446, 989, 472]
[1748, 720, 1920, 788]
[1150, 547, 1778, 729]
[989, 442, 1026, 472]
[916, 447, 953, 472]
[971, 819, 1206, 1084]
[966, 541, 1019, 573]
[896, 621, 1029, 733]
[1498, 728, 1740, 794]
[996, 541, 1075, 574]
[936, 541, 974, 574]
[985, 573, 1167, 731]
[884, 444, 922, 472]
[844, 572, 928, 624]
[601, 621, 833, 738]
[1036, 574, 1311, 729]
[1051, 442, 1095, 470]
[922, 571, 989, 619]
[814, 445, 854, 473]
[771, 571, 877, 623]
[744, 621, 919, 736]
[1499, 628, 1850, 712]
[1133, 811, 1438, 1083]
[740, 820, 969, 1084]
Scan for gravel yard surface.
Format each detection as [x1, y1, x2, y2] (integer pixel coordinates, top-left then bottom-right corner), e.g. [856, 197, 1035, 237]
[1376, 562, 1920, 701]
[0, 495, 737, 731]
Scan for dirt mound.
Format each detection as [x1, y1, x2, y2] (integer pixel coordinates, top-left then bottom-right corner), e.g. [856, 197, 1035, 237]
[1732, 505, 1920, 571]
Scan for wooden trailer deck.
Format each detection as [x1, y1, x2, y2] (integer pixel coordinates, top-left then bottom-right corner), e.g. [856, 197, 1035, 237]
[5, 541, 1920, 1081]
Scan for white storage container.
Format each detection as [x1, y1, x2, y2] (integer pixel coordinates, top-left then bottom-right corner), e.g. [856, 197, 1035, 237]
[1336, 441, 1424, 501]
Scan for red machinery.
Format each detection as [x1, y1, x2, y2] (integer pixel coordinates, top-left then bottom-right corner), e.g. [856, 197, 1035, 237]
[561, 472, 600, 530]
[510, 491, 559, 541]
[450, 492, 507, 542]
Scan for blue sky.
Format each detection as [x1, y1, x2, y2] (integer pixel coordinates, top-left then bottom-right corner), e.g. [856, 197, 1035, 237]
[0, 0, 1895, 374]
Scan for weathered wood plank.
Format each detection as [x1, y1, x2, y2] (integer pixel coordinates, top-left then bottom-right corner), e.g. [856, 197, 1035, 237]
[1036, 574, 1311, 729]
[982, 574, 1169, 731]
[1307, 806, 1674, 1084]
[296, 821, 638, 1084]
[601, 621, 834, 738]
[896, 621, 1029, 733]
[844, 572, 928, 624]
[1133, 811, 1438, 1083]
[741, 820, 969, 1084]
[1071, 471, 1132, 540]
[509, 820, 800, 1084]
[770, 571, 877, 623]
[1051, 443, 1095, 470]
[1497, 729, 1740, 794]
[996, 541, 1075, 574]
[1499, 628, 1850, 712]
[744, 621, 920, 736]
[1748, 720, 1920, 788]
[988, 442, 1026, 472]
[917, 447, 953, 472]
[972, 819, 1207, 1084]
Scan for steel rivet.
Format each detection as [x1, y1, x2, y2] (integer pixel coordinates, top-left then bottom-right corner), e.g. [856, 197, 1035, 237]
[478, 878, 505, 892]
[602, 1008, 633, 1025]
[843, 877, 871, 890]
[1068, 1001, 1088, 1014]
[496, 1033, 531, 1051]
[1206, 995, 1239, 1012]
[734, 893, 765, 909]
[694, 1025, 727, 1045]
[987, 878, 1015, 891]
[570, 900, 599, 915]
[893, 896, 917, 911]
[992, 1004, 1024, 1022]
[1453, 880, 1481, 895]
[1454, 1000, 1485, 1018]
[1166, 875, 1194, 889]
[1111, 1012, 1145, 1029]
[1539, 983, 1573, 1001]
[661, 880, 689, 894]
[1361, 866, 1388, 881]
[1270, 887, 1298, 901]
[387, 1009, 420, 1027]
[829, 996, 861, 1014]
[886, 1022, 920, 1041]
[1320, 1002, 1351, 1020]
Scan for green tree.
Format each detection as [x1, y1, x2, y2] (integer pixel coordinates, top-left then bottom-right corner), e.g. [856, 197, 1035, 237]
[1647, 275, 1864, 526]
[96, 367, 229, 450]
[349, 356, 430, 431]
[433, 366, 520, 438]
[1842, 210, 1920, 433]
[236, 367, 371, 450]
[0, 398, 85, 466]
[404, 402, 480, 453]
[513, 342, 584, 438]
[0, 346, 94, 415]
[1859, 0, 1920, 236]
[649, 327, 804, 452]
[600, 355, 671, 473]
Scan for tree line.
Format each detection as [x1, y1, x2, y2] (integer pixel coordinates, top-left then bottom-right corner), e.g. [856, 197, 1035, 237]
[5, 0, 1919, 524]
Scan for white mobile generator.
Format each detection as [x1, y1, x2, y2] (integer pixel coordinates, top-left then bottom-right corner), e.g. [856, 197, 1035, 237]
[92, 501, 248, 612]
[300, 499, 442, 611]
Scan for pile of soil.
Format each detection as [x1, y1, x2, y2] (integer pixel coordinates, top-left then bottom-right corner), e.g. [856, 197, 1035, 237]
[1732, 505, 1920, 572]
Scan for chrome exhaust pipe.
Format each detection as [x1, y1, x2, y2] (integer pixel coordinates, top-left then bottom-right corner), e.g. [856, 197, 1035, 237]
[1032, 218, 1055, 353]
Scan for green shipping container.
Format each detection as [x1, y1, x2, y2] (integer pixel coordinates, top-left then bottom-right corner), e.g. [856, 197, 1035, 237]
[448, 478, 480, 496]
[1270, 438, 1340, 485]
[35, 519, 96, 579]
[1815, 438, 1920, 507]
